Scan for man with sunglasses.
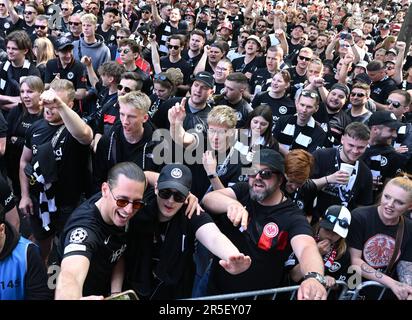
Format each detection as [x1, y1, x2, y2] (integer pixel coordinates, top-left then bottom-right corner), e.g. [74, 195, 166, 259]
[30, 15, 58, 49]
[288, 47, 313, 99]
[5, 0, 38, 35]
[201, 148, 327, 299]
[388, 90, 412, 159]
[125, 164, 251, 299]
[67, 13, 82, 42]
[55, 162, 147, 299]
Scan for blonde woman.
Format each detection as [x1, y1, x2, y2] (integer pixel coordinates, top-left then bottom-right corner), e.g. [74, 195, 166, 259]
[33, 37, 55, 81]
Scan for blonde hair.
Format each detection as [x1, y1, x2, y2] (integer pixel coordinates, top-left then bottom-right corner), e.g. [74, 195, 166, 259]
[80, 13, 97, 25]
[34, 37, 55, 67]
[118, 91, 151, 114]
[50, 79, 75, 102]
[207, 105, 237, 129]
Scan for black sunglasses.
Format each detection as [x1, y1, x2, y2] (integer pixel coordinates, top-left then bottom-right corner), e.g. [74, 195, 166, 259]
[109, 188, 146, 210]
[61, 8, 70, 11]
[117, 48, 131, 54]
[158, 189, 186, 203]
[69, 21, 80, 26]
[24, 11, 35, 15]
[35, 25, 47, 29]
[247, 168, 278, 179]
[218, 11, 227, 15]
[167, 44, 180, 50]
[116, 36, 126, 40]
[0, 3, 5, 7]
[387, 99, 402, 108]
[117, 84, 132, 93]
[350, 92, 366, 98]
[324, 214, 349, 229]
[142, 10, 150, 14]
[298, 55, 311, 61]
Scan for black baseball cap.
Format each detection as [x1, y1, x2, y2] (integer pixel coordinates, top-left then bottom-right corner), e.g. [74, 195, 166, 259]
[252, 149, 285, 175]
[56, 36, 74, 51]
[158, 164, 192, 197]
[331, 83, 350, 98]
[193, 71, 214, 89]
[104, 7, 119, 15]
[368, 111, 402, 129]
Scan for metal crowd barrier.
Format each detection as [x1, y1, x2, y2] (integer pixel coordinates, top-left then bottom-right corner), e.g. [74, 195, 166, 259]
[187, 280, 350, 300]
[346, 281, 387, 300]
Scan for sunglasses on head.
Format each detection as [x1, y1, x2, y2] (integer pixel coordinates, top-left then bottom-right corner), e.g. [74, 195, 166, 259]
[117, 84, 132, 93]
[247, 168, 278, 179]
[117, 48, 131, 54]
[158, 189, 186, 203]
[109, 187, 145, 210]
[298, 55, 311, 61]
[350, 92, 366, 98]
[35, 25, 47, 29]
[324, 214, 349, 229]
[167, 44, 180, 50]
[387, 99, 402, 108]
[69, 21, 80, 26]
[154, 73, 172, 84]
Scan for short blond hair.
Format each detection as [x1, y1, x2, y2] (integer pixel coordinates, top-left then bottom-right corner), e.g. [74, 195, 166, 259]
[118, 91, 151, 114]
[50, 79, 75, 102]
[207, 105, 237, 129]
[81, 13, 97, 25]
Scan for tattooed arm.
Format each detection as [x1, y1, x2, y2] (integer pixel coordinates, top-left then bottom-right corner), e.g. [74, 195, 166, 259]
[349, 248, 412, 300]
[397, 260, 412, 299]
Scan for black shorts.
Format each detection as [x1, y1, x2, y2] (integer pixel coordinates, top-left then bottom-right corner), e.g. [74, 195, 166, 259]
[29, 199, 77, 241]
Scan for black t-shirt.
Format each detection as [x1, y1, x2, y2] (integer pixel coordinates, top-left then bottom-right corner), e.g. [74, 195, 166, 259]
[0, 173, 15, 214]
[311, 148, 373, 223]
[160, 57, 192, 85]
[10, 18, 35, 35]
[232, 55, 266, 75]
[0, 16, 14, 38]
[251, 92, 296, 128]
[347, 205, 412, 273]
[249, 68, 273, 94]
[25, 119, 90, 206]
[58, 193, 128, 296]
[370, 77, 399, 105]
[207, 182, 312, 294]
[283, 179, 317, 220]
[0, 62, 41, 97]
[212, 96, 251, 128]
[155, 22, 179, 55]
[44, 58, 87, 90]
[96, 25, 117, 48]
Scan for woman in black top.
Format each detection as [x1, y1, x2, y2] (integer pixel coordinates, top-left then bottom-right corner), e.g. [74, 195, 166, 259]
[6, 76, 43, 197]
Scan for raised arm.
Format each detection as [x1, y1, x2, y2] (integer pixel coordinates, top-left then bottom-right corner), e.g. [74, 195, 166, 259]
[168, 97, 196, 147]
[81, 56, 99, 89]
[4, 0, 20, 24]
[40, 89, 93, 145]
[193, 45, 209, 75]
[149, 0, 162, 27]
[150, 35, 162, 75]
[55, 255, 93, 300]
[393, 41, 406, 85]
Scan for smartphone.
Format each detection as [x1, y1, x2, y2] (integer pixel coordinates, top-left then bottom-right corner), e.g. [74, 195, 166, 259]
[104, 290, 139, 300]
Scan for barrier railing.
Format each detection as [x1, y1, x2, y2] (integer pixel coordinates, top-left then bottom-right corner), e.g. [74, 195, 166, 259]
[346, 281, 387, 300]
[187, 280, 350, 300]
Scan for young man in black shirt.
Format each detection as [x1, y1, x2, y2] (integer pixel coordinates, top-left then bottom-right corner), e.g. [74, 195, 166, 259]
[362, 111, 410, 198]
[44, 36, 87, 101]
[367, 60, 399, 111]
[182, 29, 206, 72]
[19, 80, 93, 265]
[310, 122, 373, 224]
[288, 47, 313, 99]
[212, 72, 251, 128]
[231, 35, 265, 80]
[55, 162, 147, 299]
[201, 149, 327, 299]
[94, 91, 162, 188]
[125, 164, 251, 299]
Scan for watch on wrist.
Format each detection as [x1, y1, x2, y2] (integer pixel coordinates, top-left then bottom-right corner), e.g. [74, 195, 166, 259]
[207, 173, 218, 179]
[303, 272, 326, 287]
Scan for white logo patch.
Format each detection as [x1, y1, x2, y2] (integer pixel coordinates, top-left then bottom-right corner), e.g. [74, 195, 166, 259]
[67, 72, 74, 80]
[4, 22, 10, 29]
[263, 222, 279, 238]
[279, 106, 287, 115]
[390, 113, 397, 120]
[381, 156, 388, 166]
[171, 168, 182, 179]
[195, 123, 205, 132]
[328, 261, 342, 273]
[69, 228, 88, 243]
